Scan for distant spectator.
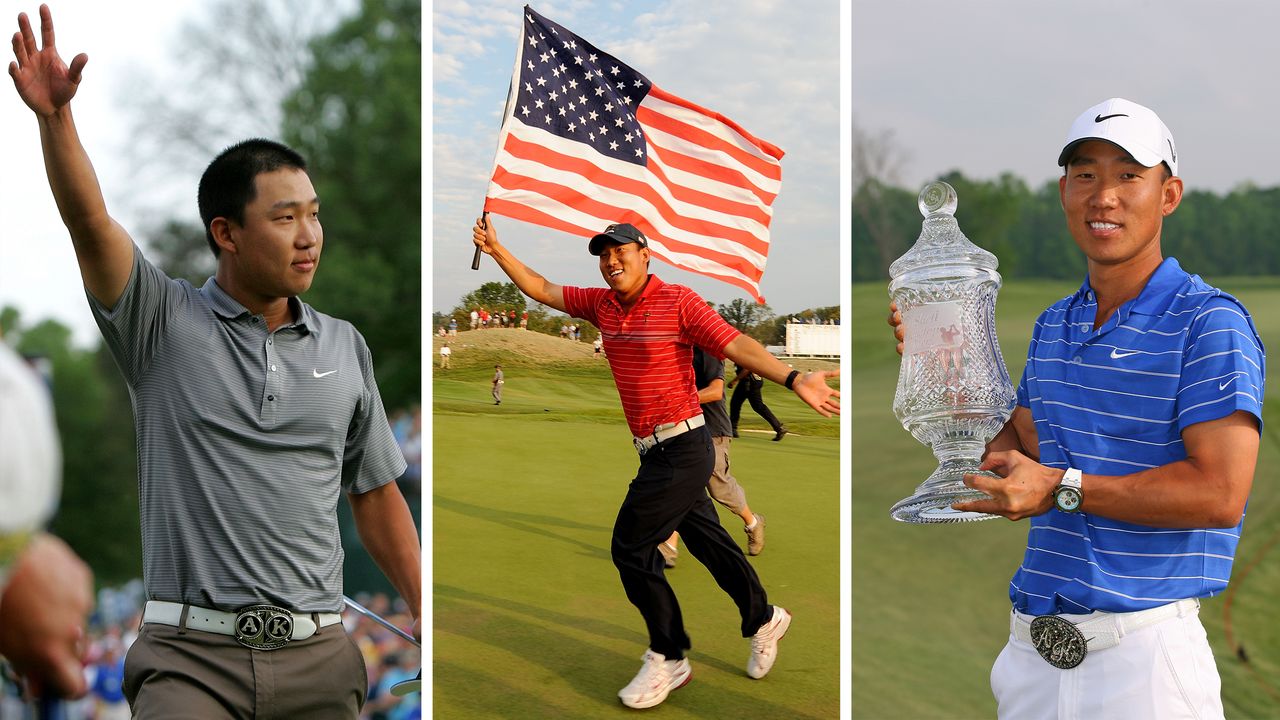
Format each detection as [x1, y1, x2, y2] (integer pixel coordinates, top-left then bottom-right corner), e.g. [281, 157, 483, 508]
[520, 311, 528, 329]
[469, 308, 479, 330]
[448, 318, 458, 336]
[439, 343, 451, 370]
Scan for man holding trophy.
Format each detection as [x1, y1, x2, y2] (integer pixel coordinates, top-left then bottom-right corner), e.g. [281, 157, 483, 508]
[890, 98, 1264, 718]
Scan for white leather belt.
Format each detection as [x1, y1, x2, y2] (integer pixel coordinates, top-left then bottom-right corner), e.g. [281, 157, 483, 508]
[143, 600, 342, 647]
[1012, 598, 1199, 667]
[633, 415, 706, 455]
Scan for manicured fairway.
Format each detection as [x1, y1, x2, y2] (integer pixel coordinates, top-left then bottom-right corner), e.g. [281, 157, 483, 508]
[433, 330, 841, 718]
[852, 277, 1280, 719]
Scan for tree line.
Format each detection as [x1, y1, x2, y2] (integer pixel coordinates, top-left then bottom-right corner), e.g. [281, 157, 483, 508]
[436, 281, 839, 346]
[853, 171, 1280, 282]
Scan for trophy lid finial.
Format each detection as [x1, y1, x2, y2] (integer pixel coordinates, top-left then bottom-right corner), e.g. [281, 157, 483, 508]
[918, 181, 958, 218]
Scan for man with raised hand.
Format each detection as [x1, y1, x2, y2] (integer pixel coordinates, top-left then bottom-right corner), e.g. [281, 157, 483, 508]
[890, 98, 1263, 719]
[474, 217, 839, 709]
[9, 6, 421, 717]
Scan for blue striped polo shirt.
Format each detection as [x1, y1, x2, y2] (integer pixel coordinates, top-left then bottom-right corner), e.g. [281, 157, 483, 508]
[1010, 257, 1265, 615]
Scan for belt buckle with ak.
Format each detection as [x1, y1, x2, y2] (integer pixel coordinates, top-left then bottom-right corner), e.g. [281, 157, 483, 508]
[234, 604, 294, 650]
[1028, 615, 1088, 669]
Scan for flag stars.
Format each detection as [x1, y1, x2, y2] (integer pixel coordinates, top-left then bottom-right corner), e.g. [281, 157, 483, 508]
[534, 98, 544, 109]
[589, 132, 596, 141]
[536, 76, 547, 87]
[578, 95, 587, 105]
[524, 82, 533, 93]
[616, 82, 626, 91]
[568, 79, 578, 89]
[568, 122, 576, 132]
[528, 35, 537, 47]
[594, 86, 606, 97]
[544, 115, 552, 125]
[526, 60, 534, 71]
[539, 51, 550, 63]
[559, 63, 567, 73]
[573, 55, 583, 65]
[521, 105, 530, 117]
[588, 110, 599, 120]
[552, 68, 561, 78]
[614, 117, 625, 127]
[610, 65, 620, 75]
[623, 95, 632, 104]
[633, 79, 644, 88]
[604, 102, 614, 112]
[635, 148, 644, 158]
[598, 125, 608, 136]
[588, 53, 598, 62]
[549, 90, 559, 101]
[624, 132, 634, 142]
[609, 141, 619, 150]
[558, 106, 567, 117]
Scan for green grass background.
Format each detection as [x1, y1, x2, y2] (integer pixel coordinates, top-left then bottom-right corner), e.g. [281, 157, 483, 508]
[852, 277, 1280, 719]
[433, 332, 841, 718]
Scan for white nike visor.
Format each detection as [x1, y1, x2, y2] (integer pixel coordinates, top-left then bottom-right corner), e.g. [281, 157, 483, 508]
[1058, 97, 1178, 177]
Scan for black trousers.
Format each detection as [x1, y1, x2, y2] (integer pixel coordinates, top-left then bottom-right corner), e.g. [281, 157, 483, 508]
[729, 378, 784, 433]
[611, 426, 771, 659]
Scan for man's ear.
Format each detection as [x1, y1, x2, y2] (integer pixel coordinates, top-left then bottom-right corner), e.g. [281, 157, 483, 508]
[210, 218, 238, 255]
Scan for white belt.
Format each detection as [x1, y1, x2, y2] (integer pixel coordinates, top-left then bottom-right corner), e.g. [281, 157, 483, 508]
[633, 415, 706, 455]
[1012, 598, 1199, 654]
[143, 600, 342, 642]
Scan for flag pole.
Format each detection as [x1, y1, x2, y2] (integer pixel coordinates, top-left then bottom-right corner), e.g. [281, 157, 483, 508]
[471, 211, 488, 270]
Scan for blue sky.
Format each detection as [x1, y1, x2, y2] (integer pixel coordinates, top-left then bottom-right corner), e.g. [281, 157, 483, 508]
[431, 0, 844, 317]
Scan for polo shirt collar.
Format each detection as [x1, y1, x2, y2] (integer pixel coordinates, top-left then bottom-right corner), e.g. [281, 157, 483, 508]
[1074, 256, 1188, 317]
[200, 278, 317, 334]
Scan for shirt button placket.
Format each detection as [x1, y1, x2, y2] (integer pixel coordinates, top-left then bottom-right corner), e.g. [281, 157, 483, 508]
[263, 332, 279, 425]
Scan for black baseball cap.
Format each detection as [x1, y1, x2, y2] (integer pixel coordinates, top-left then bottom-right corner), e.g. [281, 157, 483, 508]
[588, 223, 648, 256]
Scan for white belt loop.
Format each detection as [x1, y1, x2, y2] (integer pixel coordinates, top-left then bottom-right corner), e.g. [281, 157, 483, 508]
[142, 600, 343, 644]
[1012, 598, 1199, 658]
[633, 414, 706, 455]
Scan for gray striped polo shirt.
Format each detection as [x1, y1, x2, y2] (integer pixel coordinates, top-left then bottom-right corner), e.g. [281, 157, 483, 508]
[88, 245, 406, 613]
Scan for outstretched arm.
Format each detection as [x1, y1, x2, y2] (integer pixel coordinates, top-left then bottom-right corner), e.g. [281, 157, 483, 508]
[721, 334, 840, 418]
[10, 5, 134, 308]
[349, 482, 421, 631]
[472, 216, 567, 313]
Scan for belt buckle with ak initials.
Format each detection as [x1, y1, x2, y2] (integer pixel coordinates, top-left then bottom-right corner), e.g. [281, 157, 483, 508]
[234, 604, 294, 650]
[1028, 615, 1088, 669]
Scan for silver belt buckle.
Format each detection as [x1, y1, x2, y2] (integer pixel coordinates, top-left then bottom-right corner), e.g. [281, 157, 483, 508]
[234, 604, 294, 650]
[1028, 615, 1087, 669]
[634, 437, 650, 455]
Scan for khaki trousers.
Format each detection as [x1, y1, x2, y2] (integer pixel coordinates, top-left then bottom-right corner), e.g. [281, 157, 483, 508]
[124, 621, 367, 719]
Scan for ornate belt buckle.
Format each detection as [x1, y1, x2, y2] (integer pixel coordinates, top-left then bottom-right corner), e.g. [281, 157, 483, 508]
[234, 604, 294, 650]
[634, 437, 650, 456]
[1028, 615, 1087, 669]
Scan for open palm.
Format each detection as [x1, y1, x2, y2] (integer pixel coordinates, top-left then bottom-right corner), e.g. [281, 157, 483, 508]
[8, 5, 87, 116]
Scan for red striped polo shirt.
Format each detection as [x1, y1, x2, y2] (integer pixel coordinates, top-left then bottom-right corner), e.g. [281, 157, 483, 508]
[563, 275, 740, 438]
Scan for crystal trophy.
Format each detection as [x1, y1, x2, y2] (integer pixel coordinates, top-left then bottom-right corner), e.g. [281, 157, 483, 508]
[888, 181, 1015, 523]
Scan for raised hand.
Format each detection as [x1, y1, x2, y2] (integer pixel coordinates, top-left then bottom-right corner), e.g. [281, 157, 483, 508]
[9, 4, 87, 116]
[793, 370, 841, 418]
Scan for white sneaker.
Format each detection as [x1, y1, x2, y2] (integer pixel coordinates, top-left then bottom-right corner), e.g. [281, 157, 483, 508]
[747, 606, 792, 679]
[617, 649, 691, 709]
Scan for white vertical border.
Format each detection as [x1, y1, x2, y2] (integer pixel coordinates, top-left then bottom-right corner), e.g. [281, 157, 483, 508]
[420, 0, 435, 713]
[838, 0, 852, 716]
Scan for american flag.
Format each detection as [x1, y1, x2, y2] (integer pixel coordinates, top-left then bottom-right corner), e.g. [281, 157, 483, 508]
[484, 6, 784, 302]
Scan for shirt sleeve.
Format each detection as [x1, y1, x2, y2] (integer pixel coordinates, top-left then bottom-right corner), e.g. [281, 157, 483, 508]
[678, 290, 740, 357]
[85, 244, 190, 386]
[343, 333, 409, 495]
[562, 286, 605, 326]
[1176, 295, 1266, 432]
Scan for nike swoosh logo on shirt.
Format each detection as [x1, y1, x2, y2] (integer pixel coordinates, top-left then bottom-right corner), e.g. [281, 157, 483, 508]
[1109, 349, 1139, 359]
[313, 369, 338, 378]
[1220, 379, 1236, 391]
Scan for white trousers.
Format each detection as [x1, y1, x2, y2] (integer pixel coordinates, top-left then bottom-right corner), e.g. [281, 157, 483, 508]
[991, 603, 1224, 720]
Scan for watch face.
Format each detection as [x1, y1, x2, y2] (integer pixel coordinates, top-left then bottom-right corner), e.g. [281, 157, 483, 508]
[1056, 487, 1082, 513]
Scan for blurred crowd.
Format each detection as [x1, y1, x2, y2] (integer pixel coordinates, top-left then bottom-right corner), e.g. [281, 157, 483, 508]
[0, 586, 420, 719]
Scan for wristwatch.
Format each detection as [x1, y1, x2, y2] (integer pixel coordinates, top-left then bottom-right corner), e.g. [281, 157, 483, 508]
[1053, 468, 1084, 513]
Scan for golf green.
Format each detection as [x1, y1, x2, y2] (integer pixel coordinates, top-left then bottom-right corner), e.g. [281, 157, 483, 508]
[433, 330, 841, 718]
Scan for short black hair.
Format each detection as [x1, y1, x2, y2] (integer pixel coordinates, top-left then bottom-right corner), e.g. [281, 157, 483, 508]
[197, 139, 308, 257]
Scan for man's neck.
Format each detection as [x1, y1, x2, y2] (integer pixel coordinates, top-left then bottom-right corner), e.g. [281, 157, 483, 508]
[214, 268, 295, 331]
[1087, 251, 1163, 329]
[613, 275, 651, 311]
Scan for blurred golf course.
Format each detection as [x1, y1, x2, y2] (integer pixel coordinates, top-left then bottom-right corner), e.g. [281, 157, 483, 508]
[432, 329, 841, 718]
[852, 277, 1280, 718]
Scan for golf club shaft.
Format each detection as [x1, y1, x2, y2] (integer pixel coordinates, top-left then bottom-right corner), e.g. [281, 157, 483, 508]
[342, 595, 420, 647]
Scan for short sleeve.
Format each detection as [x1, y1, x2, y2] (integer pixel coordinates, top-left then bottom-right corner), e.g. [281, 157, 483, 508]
[562, 286, 607, 326]
[86, 244, 189, 386]
[1176, 296, 1266, 432]
[342, 336, 408, 494]
[679, 291, 740, 357]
